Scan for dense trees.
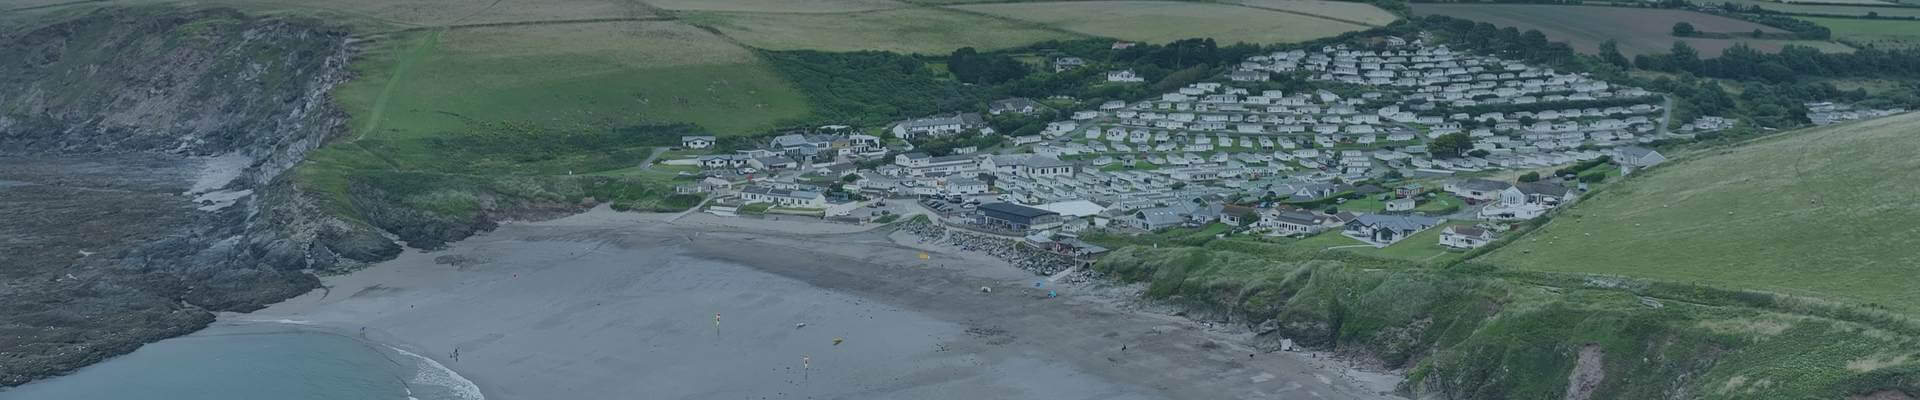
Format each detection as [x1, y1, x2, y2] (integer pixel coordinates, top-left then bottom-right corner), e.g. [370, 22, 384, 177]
[763, 50, 989, 126]
[947, 47, 1030, 85]
[1599, 40, 1631, 69]
[1429, 132, 1472, 159]
[1671, 22, 1697, 37]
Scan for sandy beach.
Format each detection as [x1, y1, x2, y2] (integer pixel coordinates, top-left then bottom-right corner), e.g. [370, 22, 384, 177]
[247, 207, 1403, 400]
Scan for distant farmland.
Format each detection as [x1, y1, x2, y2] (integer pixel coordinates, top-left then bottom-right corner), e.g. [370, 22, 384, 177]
[953, 1, 1372, 45]
[1718, 0, 1920, 17]
[1412, 4, 1855, 56]
[1805, 16, 1920, 49]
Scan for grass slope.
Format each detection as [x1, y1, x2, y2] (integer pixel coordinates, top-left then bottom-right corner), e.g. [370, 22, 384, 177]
[1411, 4, 1856, 56]
[1482, 112, 1920, 312]
[1094, 238, 1920, 399]
[1806, 16, 1920, 50]
[1227, 0, 1401, 26]
[952, 1, 1371, 45]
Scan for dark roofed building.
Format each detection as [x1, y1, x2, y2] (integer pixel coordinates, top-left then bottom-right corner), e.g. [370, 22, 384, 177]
[1447, 178, 1513, 201]
[989, 97, 1049, 115]
[977, 202, 1063, 232]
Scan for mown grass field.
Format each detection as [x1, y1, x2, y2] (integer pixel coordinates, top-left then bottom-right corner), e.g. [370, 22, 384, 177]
[1804, 16, 1920, 49]
[1411, 4, 1857, 56]
[679, 7, 1081, 53]
[646, 0, 907, 13]
[952, 1, 1371, 45]
[1227, 0, 1402, 26]
[1481, 112, 1920, 313]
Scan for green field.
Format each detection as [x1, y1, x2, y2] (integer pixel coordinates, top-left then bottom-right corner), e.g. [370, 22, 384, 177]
[953, 1, 1371, 45]
[1227, 0, 1401, 26]
[681, 7, 1081, 54]
[1804, 16, 1920, 49]
[1481, 112, 1920, 312]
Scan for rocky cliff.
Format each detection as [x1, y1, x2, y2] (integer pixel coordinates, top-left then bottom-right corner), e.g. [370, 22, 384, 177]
[0, 7, 396, 386]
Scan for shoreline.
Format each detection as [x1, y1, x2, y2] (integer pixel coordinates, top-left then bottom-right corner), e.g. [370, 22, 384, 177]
[216, 206, 1398, 399]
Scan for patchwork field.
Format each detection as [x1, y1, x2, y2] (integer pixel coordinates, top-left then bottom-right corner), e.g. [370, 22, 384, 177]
[1412, 4, 1856, 56]
[1718, 0, 1920, 17]
[1805, 16, 1920, 49]
[953, 1, 1371, 45]
[1480, 112, 1920, 313]
[680, 7, 1080, 53]
[338, 20, 807, 142]
[645, 0, 908, 13]
[1227, 0, 1402, 26]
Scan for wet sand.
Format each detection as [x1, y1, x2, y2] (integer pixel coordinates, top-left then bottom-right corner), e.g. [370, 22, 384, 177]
[251, 207, 1401, 400]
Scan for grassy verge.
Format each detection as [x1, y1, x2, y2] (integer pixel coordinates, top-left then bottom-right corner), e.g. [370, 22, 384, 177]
[1092, 243, 1920, 399]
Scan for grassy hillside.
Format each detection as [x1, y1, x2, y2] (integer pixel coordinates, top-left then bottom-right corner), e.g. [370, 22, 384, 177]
[1482, 112, 1920, 313]
[1093, 240, 1920, 399]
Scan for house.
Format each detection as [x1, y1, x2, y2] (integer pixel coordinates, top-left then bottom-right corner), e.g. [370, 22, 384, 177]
[1439, 225, 1496, 249]
[749, 155, 797, 170]
[1019, 156, 1076, 177]
[1384, 198, 1415, 212]
[1344, 214, 1442, 245]
[681, 135, 716, 149]
[1107, 69, 1145, 83]
[890, 113, 985, 140]
[894, 152, 979, 176]
[945, 177, 989, 195]
[1480, 182, 1572, 220]
[978, 202, 1064, 232]
[1133, 207, 1189, 231]
[1263, 210, 1325, 236]
[1220, 205, 1261, 226]
[1053, 57, 1087, 72]
[1229, 70, 1270, 82]
[739, 185, 827, 208]
[1613, 146, 1666, 168]
[989, 97, 1049, 115]
[1445, 179, 1512, 202]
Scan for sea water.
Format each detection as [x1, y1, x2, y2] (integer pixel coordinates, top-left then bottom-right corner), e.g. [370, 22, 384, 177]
[0, 322, 481, 400]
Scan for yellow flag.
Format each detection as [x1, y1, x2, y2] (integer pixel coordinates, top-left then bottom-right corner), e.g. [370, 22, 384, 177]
[917, 252, 930, 260]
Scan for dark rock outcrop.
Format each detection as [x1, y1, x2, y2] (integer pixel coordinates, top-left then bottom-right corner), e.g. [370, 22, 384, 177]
[0, 8, 391, 386]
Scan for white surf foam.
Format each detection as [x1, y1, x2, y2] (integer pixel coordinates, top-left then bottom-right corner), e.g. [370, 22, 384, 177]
[388, 346, 485, 400]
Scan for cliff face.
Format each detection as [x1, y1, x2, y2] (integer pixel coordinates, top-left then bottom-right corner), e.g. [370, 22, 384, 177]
[0, 8, 396, 386]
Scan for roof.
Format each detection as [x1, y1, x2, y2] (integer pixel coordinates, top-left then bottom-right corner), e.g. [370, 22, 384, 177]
[1456, 178, 1513, 191]
[1514, 182, 1570, 197]
[1024, 156, 1073, 169]
[1035, 200, 1106, 218]
[682, 135, 716, 141]
[1446, 225, 1491, 237]
[1136, 207, 1187, 226]
[1270, 211, 1321, 225]
[1222, 204, 1260, 218]
[980, 202, 1059, 219]
[1352, 214, 1441, 231]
